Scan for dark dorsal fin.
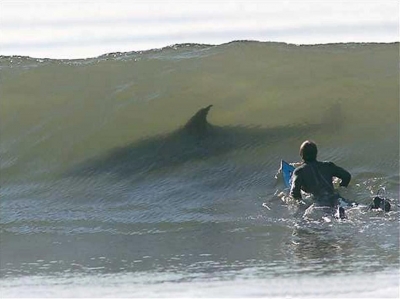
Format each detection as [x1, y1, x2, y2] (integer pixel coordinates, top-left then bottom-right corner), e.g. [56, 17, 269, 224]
[183, 105, 213, 137]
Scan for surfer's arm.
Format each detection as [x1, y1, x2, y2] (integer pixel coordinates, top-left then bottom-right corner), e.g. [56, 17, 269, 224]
[289, 169, 302, 200]
[330, 163, 351, 187]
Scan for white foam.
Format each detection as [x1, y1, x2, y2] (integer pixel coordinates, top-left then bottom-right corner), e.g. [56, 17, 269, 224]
[1, 269, 399, 298]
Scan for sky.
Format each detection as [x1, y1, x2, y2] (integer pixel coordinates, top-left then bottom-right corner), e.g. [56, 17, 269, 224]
[0, 0, 399, 59]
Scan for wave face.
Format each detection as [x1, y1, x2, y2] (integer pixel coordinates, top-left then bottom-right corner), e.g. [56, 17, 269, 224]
[0, 42, 399, 294]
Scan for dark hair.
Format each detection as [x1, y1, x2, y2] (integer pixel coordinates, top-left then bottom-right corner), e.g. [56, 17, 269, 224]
[299, 140, 318, 162]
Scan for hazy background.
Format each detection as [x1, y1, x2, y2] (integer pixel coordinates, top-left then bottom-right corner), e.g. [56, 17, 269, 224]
[1, 0, 398, 59]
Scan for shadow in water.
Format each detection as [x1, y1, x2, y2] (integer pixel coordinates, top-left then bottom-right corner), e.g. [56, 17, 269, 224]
[66, 104, 344, 179]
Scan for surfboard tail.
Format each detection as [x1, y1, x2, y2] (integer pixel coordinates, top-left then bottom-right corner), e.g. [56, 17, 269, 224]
[281, 160, 295, 188]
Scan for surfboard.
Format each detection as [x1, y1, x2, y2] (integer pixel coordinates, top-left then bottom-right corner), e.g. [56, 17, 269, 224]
[281, 160, 295, 188]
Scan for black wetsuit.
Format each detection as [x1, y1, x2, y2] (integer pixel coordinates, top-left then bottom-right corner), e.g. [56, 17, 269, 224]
[290, 161, 351, 207]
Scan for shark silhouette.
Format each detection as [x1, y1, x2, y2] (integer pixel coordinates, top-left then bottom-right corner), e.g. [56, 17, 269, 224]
[68, 104, 342, 178]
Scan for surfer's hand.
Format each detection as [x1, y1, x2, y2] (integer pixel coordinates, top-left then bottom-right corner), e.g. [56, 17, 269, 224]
[290, 162, 303, 168]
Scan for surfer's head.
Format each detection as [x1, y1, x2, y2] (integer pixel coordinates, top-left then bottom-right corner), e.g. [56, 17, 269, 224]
[299, 140, 317, 162]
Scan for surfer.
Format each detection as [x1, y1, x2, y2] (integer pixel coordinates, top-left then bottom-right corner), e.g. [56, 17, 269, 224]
[290, 140, 351, 219]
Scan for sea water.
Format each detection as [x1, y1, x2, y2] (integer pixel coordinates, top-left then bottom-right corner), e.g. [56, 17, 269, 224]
[1, 41, 399, 297]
